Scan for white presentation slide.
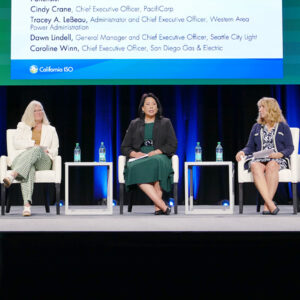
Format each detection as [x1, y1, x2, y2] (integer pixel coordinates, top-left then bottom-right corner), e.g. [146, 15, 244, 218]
[11, 0, 282, 60]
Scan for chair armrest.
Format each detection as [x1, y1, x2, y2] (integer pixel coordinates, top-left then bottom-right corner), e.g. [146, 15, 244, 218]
[0, 156, 8, 182]
[297, 155, 300, 182]
[171, 155, 179, 183]
[118, 155, 126, 184]
[237, 157, 246, 183]
[289, 151, 298, 183]
[52, 155, 62, 183]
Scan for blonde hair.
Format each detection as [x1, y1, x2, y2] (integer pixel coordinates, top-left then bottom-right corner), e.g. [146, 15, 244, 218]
[256, 97, 286, 126]
[21, 100, 50, 128]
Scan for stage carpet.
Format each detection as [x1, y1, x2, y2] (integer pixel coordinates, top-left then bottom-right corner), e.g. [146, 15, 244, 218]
[1, 205, 300, 298]
[0, 205, 300, 232]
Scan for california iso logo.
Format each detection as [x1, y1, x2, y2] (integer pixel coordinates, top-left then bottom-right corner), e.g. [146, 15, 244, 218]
[29, 65, 38, 74]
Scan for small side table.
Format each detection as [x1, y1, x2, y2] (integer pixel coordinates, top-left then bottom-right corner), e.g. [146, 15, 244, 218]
[184, 161, 234, 214]
[65, 162, 113, 215]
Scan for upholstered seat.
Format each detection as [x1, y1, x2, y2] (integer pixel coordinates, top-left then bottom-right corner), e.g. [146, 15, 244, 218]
[238, 127, 299, 214]
[118, 154, 179, 214]
[0, 129, 61, 215]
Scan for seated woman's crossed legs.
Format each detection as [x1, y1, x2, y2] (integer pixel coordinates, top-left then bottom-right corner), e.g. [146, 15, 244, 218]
[138, 181, 170, 215]
[250, 160, 279, 213]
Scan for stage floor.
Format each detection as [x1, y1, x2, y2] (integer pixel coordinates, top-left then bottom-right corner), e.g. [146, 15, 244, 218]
[0, 205, 300, 232]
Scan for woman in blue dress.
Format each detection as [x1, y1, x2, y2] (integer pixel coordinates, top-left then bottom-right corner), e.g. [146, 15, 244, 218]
[236, 97, 294, 215]
[121, 93, 177, 215]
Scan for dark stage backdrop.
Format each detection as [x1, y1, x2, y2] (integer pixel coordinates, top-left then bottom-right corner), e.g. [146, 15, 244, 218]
[0, 85, 300, 208]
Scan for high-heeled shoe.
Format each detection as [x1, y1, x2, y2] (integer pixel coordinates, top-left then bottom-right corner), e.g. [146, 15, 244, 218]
[3, 175, 14, 188]
[154, 210, 164, 215]
[270, 206, 280, 215]
[163, 206, 171, 215]
[262, 210, 271, 215]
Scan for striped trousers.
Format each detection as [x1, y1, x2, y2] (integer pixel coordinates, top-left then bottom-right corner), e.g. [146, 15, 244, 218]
[11, 147, 52, 205]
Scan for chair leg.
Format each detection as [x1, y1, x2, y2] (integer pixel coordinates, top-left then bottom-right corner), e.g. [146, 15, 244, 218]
[292, 183, 297, 215]
[256, 194, 261, 213]
[45, 200, 50, 213]
[119, 183, 124, 215]
[44, 184, 50, 213]
[1, 184, 6, 216]
[55, 183, 60, 215]
[6, 191, 11, 213]
[173, 183, 178, 214]
[239, 183, 243, 214]
[128, 190, 133, 212]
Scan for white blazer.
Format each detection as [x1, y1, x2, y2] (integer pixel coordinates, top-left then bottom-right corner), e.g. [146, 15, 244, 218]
[10, 122, 59, 164]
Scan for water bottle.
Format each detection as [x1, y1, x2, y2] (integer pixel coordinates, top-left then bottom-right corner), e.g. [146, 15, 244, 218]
[216, 141, 223, 161]
[99, 142, 106, 162]
[195, 142, 202, 162]
[74, 143, 81, 162]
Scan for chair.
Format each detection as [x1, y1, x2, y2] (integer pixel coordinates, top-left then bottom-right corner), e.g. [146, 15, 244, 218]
[238, 127, 299, 214]
[0, 129, 61, 215]
[297, 155, 300, 212]
[118, 155, 179, 214]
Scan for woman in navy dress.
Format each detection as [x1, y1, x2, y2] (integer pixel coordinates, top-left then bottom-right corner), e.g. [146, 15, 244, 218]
[236, 97, 294, 215]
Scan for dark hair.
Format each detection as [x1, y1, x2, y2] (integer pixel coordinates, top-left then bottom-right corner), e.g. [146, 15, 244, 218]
[138, 93, 163, 119]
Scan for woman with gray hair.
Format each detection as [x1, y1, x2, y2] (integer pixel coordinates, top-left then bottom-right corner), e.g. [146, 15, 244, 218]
[3, 100, 59, 216]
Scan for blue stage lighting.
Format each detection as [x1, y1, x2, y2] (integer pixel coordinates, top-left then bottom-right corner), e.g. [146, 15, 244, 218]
[168, 198, 174, 207]
[112, 200, 117, 206]
[221, 200, 229, 206]
[59, 200, 64, 207]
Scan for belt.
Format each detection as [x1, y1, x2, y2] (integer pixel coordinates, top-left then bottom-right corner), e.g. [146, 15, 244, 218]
[143, 139, 153, 146]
